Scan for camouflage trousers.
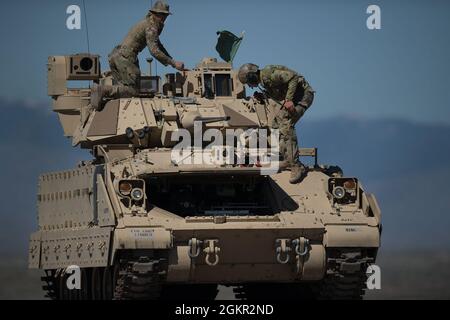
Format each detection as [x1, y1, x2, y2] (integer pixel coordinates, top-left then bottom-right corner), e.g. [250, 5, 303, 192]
[271, 104, 307, 167]
[108, 46, 141, 97]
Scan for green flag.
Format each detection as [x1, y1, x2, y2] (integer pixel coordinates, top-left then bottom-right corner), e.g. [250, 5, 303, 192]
[215, 30, 243, 63]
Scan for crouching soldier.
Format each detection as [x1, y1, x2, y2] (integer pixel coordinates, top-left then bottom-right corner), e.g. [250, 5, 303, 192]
[238, 63, 315, 183]
[91, 1, 185, 110]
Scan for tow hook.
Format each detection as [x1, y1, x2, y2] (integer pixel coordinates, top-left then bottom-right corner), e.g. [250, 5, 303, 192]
[188, 238, 202, 258]
[292, 237, 310, 256]
[275, 237, 310, 265]
[203, 239, 221, 266]
[188, 238, 221, 266]
[293, 237, 310, 276]
[275, 239, 291, 264]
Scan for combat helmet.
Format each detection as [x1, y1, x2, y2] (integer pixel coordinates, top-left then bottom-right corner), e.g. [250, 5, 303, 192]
[238, 63, 260, 85]
[150, 0, 172, 15]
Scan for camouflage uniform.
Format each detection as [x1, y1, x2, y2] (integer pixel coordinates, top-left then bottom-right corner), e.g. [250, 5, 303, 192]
[260, 65, 314, 167]
[108, 13, 176, 97]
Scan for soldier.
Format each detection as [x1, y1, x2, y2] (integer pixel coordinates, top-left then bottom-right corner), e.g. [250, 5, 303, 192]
[238, 63, 315, 184]
[91, 1, 185, 109]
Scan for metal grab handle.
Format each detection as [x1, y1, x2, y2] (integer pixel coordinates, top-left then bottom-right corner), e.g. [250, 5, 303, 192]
[196, 116, 231, 124]
[188, 238, 202, 259]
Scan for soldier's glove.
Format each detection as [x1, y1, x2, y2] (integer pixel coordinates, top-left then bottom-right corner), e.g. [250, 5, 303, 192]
[283, 100, 295, 113]
[253, 91, 266, 103]
[174, 61, 185, 71]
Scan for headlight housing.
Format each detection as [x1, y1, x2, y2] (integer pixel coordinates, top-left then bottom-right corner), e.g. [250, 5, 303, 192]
[118, 181, 132, 196]
[328, 177, 358, 204]
[332, 186, 346, 199]
[115, 179, 146, 206]
[131, 188, 144, 201]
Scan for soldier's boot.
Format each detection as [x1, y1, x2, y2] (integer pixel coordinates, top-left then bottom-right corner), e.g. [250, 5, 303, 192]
[90, 84, 113, 111]
[91, 84, 138, 111]
[289, 162, 306, 184]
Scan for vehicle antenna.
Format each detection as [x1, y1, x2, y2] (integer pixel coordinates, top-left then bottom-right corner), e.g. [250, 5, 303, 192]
[82, 0, 91, 53]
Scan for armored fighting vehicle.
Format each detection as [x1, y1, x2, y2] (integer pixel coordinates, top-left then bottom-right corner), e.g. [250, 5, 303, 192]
[28, 54, 381, 300]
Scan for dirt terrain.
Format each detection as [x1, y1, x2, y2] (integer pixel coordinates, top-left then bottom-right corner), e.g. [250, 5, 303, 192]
[2, 250, 449, 300]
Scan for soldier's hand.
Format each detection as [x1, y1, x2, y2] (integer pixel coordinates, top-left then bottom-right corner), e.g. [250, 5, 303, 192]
[283, 100, 295, 112]
[174, 61, 185, 71]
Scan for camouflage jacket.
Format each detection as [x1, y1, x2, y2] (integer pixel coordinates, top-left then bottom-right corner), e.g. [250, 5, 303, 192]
[260, 65, 314, 108]
[118, 13, 174, 67]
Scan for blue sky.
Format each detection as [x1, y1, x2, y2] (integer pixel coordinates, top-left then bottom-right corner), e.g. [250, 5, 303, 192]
[0, 0, 449, 123]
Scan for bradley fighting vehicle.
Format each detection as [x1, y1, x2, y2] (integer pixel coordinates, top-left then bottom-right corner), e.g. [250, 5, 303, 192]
[28, 53, 381, 300]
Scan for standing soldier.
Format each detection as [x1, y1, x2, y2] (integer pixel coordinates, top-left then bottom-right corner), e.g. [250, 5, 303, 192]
[91, 1, 185, 109]
[238, 63, 315, 184]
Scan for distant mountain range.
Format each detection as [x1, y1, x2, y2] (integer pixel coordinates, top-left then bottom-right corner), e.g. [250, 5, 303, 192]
[1, 98, 449, 255]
